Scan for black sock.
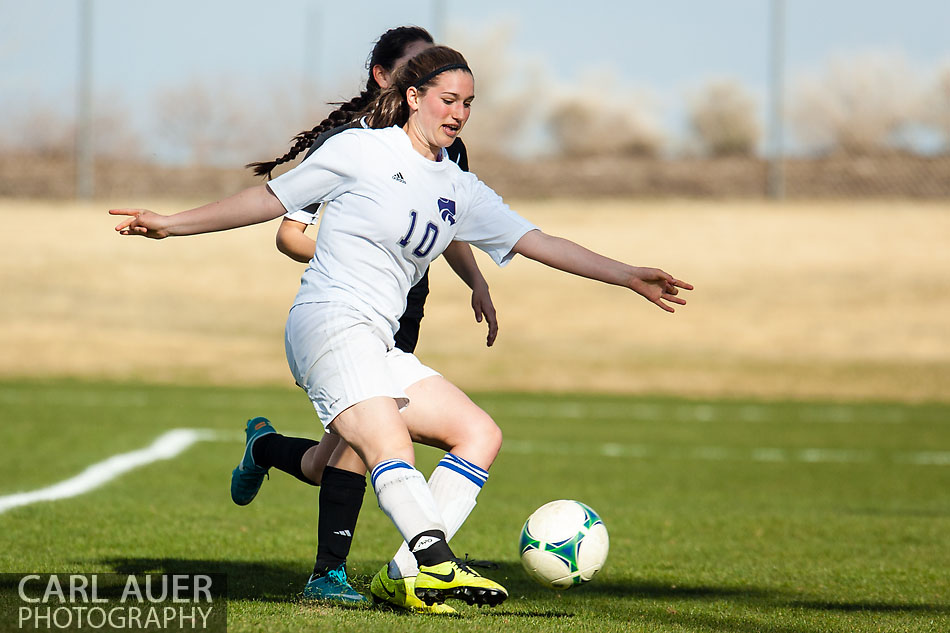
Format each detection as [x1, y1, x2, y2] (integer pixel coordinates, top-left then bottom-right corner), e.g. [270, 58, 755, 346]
[408, 529, 454, 568]
[312, 466, 367, 575]
[251, 434, 320, 485]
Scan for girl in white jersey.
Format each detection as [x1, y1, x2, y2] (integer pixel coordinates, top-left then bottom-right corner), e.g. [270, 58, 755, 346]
[231, 28, 503, 612]
[110, 46, 692, 610]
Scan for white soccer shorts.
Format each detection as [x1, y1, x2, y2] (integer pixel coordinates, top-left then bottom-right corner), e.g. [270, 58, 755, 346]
[284, 301, 440, 428]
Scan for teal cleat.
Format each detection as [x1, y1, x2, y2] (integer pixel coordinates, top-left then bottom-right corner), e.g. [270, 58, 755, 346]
[303, 566, 367, 603]
[230, 417, 275, 506]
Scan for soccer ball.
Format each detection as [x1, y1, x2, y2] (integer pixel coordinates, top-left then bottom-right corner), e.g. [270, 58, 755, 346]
[519, 499, 609, 589]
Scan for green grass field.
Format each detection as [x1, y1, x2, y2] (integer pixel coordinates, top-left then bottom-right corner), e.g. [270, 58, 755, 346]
[1, 379, 948, 632]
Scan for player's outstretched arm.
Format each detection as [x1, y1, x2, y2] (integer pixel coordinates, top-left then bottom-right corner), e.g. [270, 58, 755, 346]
[110, 184, 287, 239]
[442, 241, 498, 346]
[276, 217, 317, 263]
[511, 229, 693, 313]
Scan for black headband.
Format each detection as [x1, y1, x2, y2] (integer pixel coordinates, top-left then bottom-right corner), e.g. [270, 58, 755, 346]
[411, 63, 471, 89]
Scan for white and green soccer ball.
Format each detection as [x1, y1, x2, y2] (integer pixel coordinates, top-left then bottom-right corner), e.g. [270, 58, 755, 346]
[519, 499, 609, 589]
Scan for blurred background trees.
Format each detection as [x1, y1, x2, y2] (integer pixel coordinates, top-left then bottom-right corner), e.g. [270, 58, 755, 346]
[687, 79, 760, 157]
[2, 23, 948, 199]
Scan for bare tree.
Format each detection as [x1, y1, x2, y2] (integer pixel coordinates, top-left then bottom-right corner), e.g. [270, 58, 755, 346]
[687, 78, 760, 157]
[89, 93, 144, 160]
[547, 70, 664, 158]
[0, 102, 74, 156]
[447, 21, 548, 159]
[152, 76, 306, 166]
[153, 78, 242, 165]
[790, 53, 918, 154]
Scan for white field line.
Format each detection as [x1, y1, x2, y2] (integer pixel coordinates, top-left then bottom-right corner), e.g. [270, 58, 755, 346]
[0, 388, 910, 424]
[500, 439, 950, 466]
[0, 429, 229, 515]
[477, 401, 908, 425]
[2, 426, 947, 516]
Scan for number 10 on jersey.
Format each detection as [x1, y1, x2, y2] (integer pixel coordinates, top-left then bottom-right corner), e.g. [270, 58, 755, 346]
[399, 210, 439, 258]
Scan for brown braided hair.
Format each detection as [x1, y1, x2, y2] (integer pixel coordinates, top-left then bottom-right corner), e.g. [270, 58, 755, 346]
[247, 26, 434, 179]
[366, 46, 472, 130]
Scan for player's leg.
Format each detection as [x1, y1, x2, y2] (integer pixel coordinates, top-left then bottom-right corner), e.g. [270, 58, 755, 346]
[304, 439, 453, 613]
[287, 307, 444, 551]
[230, 419, 332, 505]
[302, 440, 367, 602]
[372, 375, 502, 602]
[301, 433, 341, 484]
[331, 398, 507, 607]
[296, 397, 504, 609]
[399, 375, 501, 568]
[305, 382, 496, 613]
[284, 303, 504, 606]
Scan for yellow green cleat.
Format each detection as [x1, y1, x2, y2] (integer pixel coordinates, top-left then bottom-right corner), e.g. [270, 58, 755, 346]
[370, 565, 457, 614]
[415, 559, 508, 607]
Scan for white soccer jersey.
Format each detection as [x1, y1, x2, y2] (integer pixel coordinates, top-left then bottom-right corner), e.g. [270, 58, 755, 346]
[283, 205, 323, 225]
[268, 125, 538, 340]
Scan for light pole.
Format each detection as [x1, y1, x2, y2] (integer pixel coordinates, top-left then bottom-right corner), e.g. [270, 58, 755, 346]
[76, 0, 94, 200]
[767, 0, 786, 199]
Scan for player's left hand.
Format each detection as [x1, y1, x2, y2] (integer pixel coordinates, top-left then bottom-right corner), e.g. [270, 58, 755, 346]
[471, 283, 499, 347]
[628, 267, 693, 313]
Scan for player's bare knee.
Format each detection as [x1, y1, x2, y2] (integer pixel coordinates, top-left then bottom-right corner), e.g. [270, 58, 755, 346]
[454, 417, 502, 465]
[483, 421, 503, 457]
[304, 460, 325, 486]
[301, 444, 327, 485]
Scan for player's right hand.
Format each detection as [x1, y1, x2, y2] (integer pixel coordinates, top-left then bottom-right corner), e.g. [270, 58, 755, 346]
[109, 208, 170, 239]
[471, 283, 499, 347]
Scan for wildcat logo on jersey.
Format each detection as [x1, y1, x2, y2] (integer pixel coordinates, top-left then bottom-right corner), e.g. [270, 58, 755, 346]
[438, 198, 457, 225]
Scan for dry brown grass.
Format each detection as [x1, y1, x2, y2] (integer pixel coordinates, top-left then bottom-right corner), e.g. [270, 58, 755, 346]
[2, 197, 948, 402]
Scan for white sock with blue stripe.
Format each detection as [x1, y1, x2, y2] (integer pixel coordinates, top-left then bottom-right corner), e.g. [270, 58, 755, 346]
[388, 453, 489, 579]
[371, 459, 446, 545]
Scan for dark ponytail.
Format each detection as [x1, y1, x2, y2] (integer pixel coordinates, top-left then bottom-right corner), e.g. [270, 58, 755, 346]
[246, 90, 375, 179]
[247, 26, 434, 179]
[366, 46, 471, 130]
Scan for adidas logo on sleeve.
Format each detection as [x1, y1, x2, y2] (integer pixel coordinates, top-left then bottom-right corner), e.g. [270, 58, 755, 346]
[392, 172, 407, 184]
